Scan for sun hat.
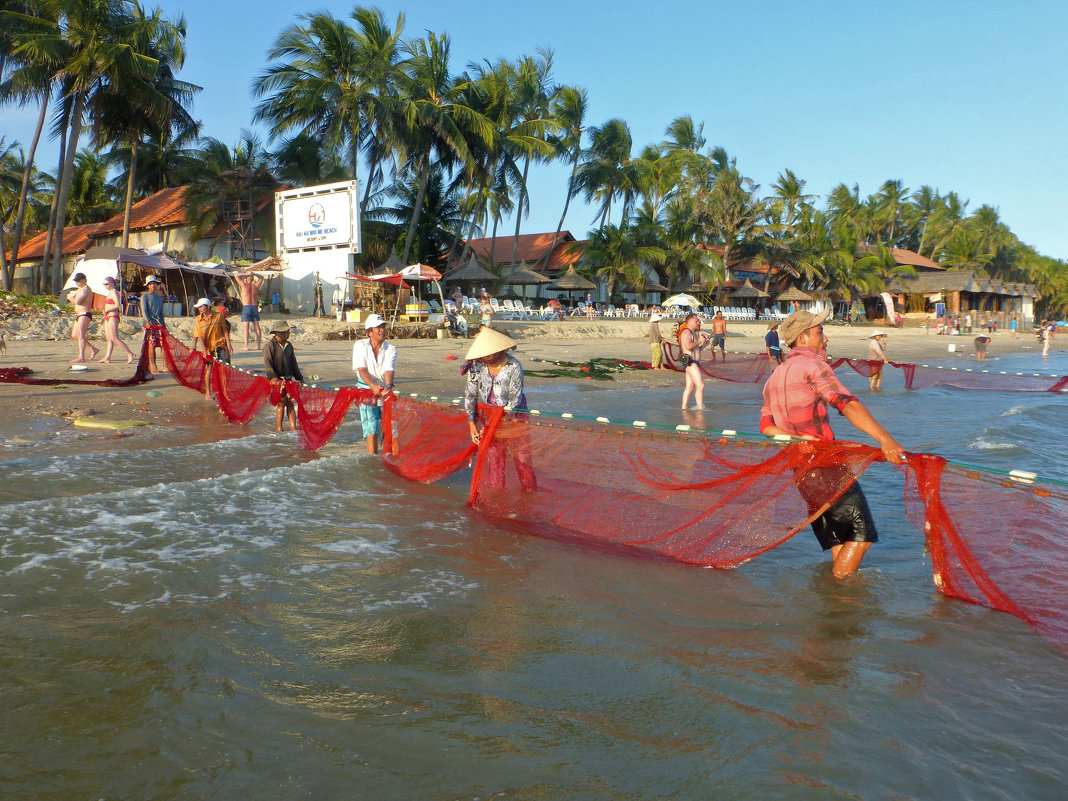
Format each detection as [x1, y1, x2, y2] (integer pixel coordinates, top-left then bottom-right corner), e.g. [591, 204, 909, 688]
[867, 329, 886, 339]
[193, 298, 210, 309]
[269, 320, 291, 334]
[767, 320, 779, 330]
[465, 327, 517, 361]
[778, 308, 831, 346]
[145, 275, 161, 284]
[364, 313, 387, 330]
[650, 313, 663, 322]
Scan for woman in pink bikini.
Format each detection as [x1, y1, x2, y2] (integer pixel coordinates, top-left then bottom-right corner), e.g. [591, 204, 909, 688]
[98, 275, 136, 364]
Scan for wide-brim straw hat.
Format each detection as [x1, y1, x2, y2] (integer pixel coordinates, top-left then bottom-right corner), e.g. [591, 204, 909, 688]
[269, 320, 291, 334]
[767, 320, 779, 330]
[778, 308, 831, 346]
[650, 313, 663, 322]
[465, 328, 517, 360]
[867, 329, 886, 338]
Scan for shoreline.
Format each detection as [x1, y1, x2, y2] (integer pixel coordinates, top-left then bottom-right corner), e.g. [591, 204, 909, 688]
[1, 315, 1063, 449]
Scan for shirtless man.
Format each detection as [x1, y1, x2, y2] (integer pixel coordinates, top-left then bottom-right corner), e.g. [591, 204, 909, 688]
[235, 271, 265, 350]
[66, 272, 100, 363]
[710, 310, 728, 361]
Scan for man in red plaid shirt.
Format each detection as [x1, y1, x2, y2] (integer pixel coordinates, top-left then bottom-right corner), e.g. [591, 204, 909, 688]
[761, 309, 906, 578]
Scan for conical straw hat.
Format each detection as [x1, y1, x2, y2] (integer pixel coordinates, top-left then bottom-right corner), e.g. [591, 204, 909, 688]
[465, 328, 517, 360]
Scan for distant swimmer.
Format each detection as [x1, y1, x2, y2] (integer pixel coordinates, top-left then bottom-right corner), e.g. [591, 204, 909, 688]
[760, 309, 906, 579]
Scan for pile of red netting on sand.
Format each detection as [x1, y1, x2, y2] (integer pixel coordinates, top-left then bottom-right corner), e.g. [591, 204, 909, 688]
[661, 343, 1068, 392]
[4, 326, 1066, 653]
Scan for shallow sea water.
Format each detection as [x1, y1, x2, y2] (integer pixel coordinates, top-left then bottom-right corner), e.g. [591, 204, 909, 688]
[1, 350, 1066, 800]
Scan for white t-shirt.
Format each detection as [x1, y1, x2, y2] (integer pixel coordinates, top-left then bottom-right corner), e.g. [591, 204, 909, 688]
[352, 339, 397, 387]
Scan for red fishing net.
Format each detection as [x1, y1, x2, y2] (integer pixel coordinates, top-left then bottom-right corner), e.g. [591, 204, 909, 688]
[161, 328, 208, 392]
[371, 397, 1068, 653]
[288, 383, 368, 451]
[211, 362, 273, 424]
[660, 342, 1066, 392]
[380, 396, 478, 483]
[0, 332, 152, 387]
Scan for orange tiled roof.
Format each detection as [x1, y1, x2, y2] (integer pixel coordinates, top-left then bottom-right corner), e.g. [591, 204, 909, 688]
[10, 222, 99, 262]
[91, 185, 190, 236]
[466, 231, 584, 272]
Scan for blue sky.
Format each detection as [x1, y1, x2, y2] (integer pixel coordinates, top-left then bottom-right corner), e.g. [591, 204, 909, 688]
[6, 0, 1068, 259]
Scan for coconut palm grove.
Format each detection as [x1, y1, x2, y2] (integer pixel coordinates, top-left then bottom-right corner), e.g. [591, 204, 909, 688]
[1, 2, 1066, 317]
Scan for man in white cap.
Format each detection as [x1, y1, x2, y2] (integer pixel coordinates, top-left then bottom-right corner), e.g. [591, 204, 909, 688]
[263, 320, 303, 432]
[352, 313, 397, 454]
[140, 274, 165, 374]
[760, 309, 906, 579]
[647, 313, 666, 369]
[867, 330, 889, 391]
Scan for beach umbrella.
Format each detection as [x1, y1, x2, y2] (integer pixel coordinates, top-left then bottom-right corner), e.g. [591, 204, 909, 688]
[730, 278, 769, 299]
[663, 293, 701, 308]
[547, 265, 596, 304]
[446, 254, 498, 296]
[774, 285, 813, 302]
[399, 263, 444, 306]
[503, 261, 550, 304]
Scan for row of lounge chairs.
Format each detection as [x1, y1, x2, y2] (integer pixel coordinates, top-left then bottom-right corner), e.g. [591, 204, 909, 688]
[437, 296, 790, 322]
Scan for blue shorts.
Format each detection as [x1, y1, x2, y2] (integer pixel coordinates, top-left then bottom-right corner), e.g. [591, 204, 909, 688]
[241, 304, 260, 323]
[360, 403, 382, 439]
[711, 334, 725, 349]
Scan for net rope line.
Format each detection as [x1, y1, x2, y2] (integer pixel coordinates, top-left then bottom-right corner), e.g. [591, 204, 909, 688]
[659, 342, 1068, 392]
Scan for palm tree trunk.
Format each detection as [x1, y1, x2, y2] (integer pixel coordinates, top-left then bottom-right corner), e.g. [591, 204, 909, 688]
[38, 120, 69, 294]
[49, 90, 86, 294]
[509, 157, 531, 272]
[121, 138, 140, 247]
[444, 180, 476, 270]
[400, 157, 430, 265]
[4, 95, 50, 291]
[536, 154, 579, 272]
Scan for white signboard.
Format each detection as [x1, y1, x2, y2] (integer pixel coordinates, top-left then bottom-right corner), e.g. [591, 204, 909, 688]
[276, 181, 360, 253]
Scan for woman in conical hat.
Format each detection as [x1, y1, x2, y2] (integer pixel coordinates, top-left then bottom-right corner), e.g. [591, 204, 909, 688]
[462, 328, 536, 489]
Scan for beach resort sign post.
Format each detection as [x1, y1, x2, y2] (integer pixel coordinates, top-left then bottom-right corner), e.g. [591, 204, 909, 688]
[275, 181, 360, 315]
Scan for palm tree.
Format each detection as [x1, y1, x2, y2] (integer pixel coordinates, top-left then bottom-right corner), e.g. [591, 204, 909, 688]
[269, 132, 349, 187]
[6, 0, 176, 291]
[690, 164, 765, 302]
[393, 31, 494, 264]
[253, 7, 404, 211]
[65, 146, 118, 224]
[183, 132, 276, 258]
[572, 118, 646, 231]
[108, 116, 200, 194]
[870, 179, 909, 245]
[94, 2, 195, 246]
[535, 84, 587, 271]
[579, 221, 665, 300]
[364, 164, 465, 264]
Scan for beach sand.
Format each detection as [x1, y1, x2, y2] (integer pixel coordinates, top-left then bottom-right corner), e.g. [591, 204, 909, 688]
[1, 314, 1061, 444]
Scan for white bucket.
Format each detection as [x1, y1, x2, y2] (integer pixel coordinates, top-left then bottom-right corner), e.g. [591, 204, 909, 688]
[948, 343, 956, 353]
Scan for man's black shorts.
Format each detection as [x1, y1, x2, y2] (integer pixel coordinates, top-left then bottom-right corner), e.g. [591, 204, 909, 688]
[796, 466, 878, 551]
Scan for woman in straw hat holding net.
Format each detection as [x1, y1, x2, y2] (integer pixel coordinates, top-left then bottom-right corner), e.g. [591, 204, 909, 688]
[463, 327, 536, 490]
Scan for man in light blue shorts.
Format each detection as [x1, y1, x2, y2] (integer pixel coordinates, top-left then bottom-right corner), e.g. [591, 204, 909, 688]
[352, 314, 397, 454]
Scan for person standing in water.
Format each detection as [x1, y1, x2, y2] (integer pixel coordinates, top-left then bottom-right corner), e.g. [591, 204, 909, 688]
[678, 313, 709, 409]
[263, 320, 303, 433]
[352, 314, 397, 454]
[140, 275, 166, 374]
[760, 309, 906, 579]
[867, 330, 889, 391]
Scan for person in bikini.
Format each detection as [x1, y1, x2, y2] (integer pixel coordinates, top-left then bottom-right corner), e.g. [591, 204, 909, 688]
[66, 272, 100, 363]
[679, 313, 710, 409]
[98, 275, 136, 364]
[235, 270, 265, 350]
